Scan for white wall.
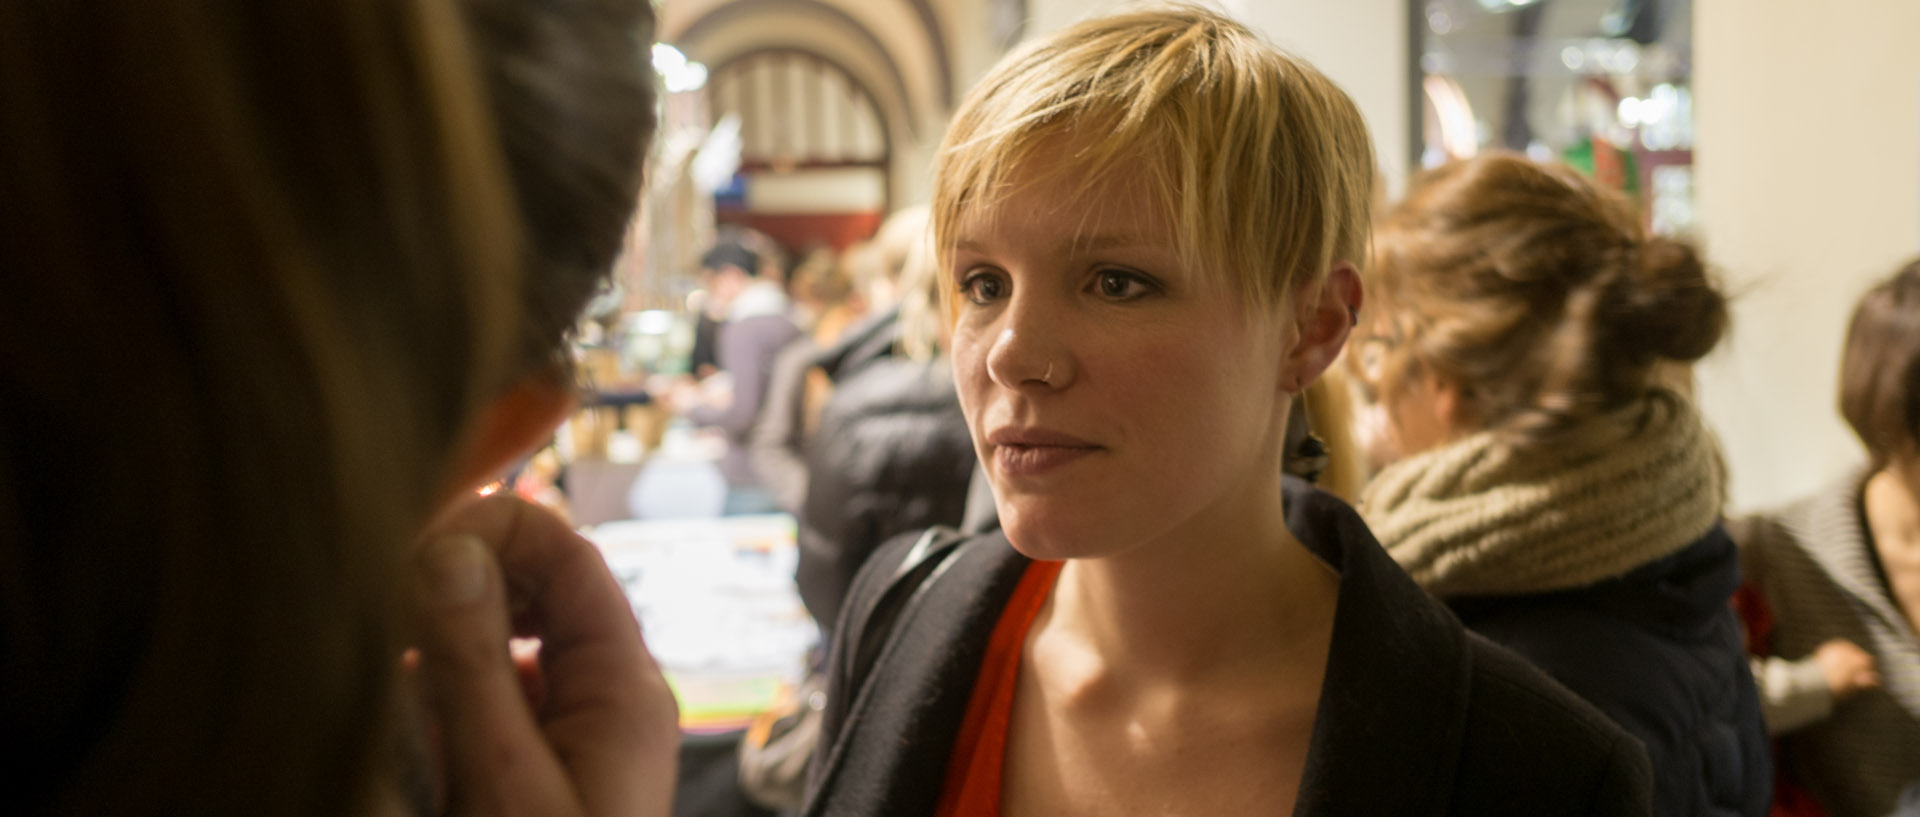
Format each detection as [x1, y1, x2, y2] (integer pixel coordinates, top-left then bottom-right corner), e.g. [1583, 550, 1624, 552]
[1234, 0, 1410, 197]
[1023, 1, 1410, 195]
[1027, 0, 1118, 42]
[1693, 0, 1920, 512]
[745, 167, 889, 212]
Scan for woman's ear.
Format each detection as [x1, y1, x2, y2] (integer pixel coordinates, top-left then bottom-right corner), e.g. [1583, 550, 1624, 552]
[442, 368, 578, 502]
[1283, 263, 1363, 393]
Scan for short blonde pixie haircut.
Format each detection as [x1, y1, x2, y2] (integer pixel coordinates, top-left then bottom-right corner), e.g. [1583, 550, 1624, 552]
[932, 3, 1376, 308]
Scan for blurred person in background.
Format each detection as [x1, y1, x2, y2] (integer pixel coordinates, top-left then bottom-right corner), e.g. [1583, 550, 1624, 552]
[676, 239, 803, 514]
[750, 208, 929, 518]
[0, 1, 679, 815]
[1354, 153, 1769, 817]
[802, 9, 1653, 816]
[793, 211, 975, 638]
[812, 207, 931, 389]
[784, 245, 859, 338]
[686, 230, 791, 385]
[688, 291, 723, 381]
[749, 245, 858, 515]
[685, 227, 785, 384]
[1731, 258, 1920, 817]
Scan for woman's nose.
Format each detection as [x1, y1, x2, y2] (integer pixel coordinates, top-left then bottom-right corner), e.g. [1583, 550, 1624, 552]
[984, 298, 1073, 390]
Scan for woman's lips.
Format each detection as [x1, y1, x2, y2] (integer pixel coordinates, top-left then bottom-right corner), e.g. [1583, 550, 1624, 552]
[988, 427, 1102, 477]
[995, 443, 1099, 476]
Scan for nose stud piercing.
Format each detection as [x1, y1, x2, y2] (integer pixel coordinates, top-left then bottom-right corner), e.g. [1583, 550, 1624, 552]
[1041, 362, 1054, 385]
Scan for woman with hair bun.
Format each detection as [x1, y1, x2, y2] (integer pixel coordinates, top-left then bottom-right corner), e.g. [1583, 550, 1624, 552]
[1354, 153, 1770, 817]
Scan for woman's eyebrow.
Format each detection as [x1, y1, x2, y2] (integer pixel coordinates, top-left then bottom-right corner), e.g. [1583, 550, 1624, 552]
[951, 232, 1162, 257]
[1070, 232, 1153, 252]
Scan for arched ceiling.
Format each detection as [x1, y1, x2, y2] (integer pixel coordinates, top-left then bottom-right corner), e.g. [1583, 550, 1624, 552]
[710, 49, 891, 164]
[692, 13, 919, 141]
[663, 0, 955, 148]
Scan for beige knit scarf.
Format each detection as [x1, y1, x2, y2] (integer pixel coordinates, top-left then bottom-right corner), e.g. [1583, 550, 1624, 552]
[1359, 390, 1723, 598]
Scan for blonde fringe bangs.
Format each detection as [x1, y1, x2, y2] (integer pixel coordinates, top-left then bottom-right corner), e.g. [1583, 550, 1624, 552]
[932, 3, 1375, 315]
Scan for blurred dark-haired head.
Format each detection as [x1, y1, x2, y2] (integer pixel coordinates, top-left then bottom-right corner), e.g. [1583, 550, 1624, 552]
[0, 1, 656, 814]
[1840, 258, 1920, 467]
[702, 241, 764, 278]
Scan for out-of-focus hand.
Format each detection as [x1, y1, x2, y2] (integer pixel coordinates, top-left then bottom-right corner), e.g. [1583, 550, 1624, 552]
[411, 494, 679, 816]
[644, 373, 683, 404]
[648, 375, 702, 416]
[669, 380, 703, 414]
[1813, 638, 1881, 701]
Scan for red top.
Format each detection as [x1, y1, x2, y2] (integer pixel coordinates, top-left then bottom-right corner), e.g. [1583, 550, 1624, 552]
[932, 559, 1064, 817]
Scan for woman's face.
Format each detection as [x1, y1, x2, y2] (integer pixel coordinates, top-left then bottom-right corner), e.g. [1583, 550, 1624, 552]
[1379, 369, 1458, 462]
[1350, 324, 1460, 465]
[947, 165, 1294, 561]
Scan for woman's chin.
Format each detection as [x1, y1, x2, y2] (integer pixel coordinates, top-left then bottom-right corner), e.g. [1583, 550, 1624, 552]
[998, 507, 1116, 562]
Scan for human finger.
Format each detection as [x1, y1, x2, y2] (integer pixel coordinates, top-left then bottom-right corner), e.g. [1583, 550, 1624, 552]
[410, 531, 577, 815]
[430, 496, 679, 817]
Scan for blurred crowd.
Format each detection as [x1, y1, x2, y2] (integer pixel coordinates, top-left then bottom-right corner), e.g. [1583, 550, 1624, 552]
[598, 161, 1920, 817]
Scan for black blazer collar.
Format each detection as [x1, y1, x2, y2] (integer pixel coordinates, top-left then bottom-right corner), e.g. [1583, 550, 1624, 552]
[803, 532, 1029, 817]
[1286, 477, 1474, 815]
[809, 480, 1478, 816]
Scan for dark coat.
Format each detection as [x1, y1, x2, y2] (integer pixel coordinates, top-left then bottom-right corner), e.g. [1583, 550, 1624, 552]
[801, 479, 1653, 816]
[1447, 527, 1772, 817]
[794, 353, 975, 632]
[811, 307, 901, 385]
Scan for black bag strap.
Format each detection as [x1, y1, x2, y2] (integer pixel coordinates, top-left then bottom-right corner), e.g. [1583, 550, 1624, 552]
[810, 524, 970, 767]
[843, 525, 970, 696]
[800, 525, 978, 813]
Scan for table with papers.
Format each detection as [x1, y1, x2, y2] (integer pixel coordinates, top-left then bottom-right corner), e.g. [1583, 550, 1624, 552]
[588, 514, 818, 734]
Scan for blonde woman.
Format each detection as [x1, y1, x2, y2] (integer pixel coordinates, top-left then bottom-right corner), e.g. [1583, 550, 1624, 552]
[1354, 154, 1769, 817]
[1, 1, 677, 815]
[801, 7, 1651, 816]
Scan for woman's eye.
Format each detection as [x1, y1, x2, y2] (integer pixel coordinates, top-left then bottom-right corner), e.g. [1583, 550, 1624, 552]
[961, 272, 1007, 304]
[1094, 270, 1153, 300]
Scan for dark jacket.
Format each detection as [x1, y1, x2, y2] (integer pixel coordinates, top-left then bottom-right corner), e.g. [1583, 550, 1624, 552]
[802, 479, 1653, 816]
[812, 307, 901, 384]
[1447, 527, 1771, 817]
[746, 308, 911, 515]
[794, 353, 974, 631]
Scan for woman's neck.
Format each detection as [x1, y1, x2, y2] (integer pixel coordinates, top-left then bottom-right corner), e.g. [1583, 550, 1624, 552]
[1037, 474, 1340, 690]
[1863, 461, 1920, 633]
